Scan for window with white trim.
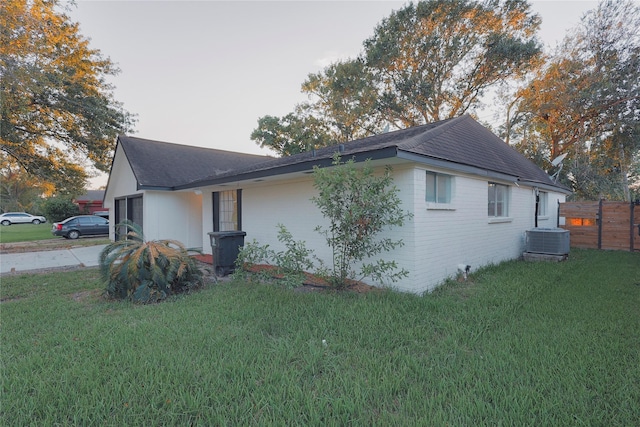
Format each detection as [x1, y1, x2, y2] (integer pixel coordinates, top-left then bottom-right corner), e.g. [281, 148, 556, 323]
[488, 182, 509, 217]
[426, 171, 452, 204]
[538, 191, 548, 216]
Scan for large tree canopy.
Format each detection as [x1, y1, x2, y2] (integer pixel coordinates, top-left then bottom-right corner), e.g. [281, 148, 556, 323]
[252, 0, 541, 156]
[0, 155, 52, 212]
[252, 59, 383, 154]
[0, 0, 134, 193]
[364, 0, 541, 126]
[509, 0, 640, 201]
[301, 59, 384, 143]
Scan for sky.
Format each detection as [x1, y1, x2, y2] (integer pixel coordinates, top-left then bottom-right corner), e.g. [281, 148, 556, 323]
[66, 0, 601, 188]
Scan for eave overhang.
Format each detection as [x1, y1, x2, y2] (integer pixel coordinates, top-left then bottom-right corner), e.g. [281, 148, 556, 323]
[174, 146, 399, 190]
[168, 145, 571, 195]
[397, 151, 572, 195]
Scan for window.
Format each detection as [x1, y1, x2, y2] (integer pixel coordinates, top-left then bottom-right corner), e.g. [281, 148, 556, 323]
[426, 171, 452, 203]
[93, 217, 108, 225]
[538, 191, 548, 216]
[488, 182, 509, 217]
[213, 189, 242, 231]
[568, 218, 596, 226]
[114, 195, 143, 240]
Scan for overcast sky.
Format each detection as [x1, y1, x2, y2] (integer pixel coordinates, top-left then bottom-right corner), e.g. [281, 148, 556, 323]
[67, 0, 601, 187]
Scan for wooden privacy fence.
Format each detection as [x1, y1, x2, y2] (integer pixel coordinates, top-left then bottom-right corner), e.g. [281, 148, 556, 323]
[559, 200, 640, 251]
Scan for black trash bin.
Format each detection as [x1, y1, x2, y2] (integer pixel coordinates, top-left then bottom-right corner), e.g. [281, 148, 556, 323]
[208, 231, 247, 276]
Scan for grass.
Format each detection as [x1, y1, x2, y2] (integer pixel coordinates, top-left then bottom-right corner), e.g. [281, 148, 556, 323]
[0, 223, 55, 243]
[0, 222, 109, 249]
[1, 249, 639, 425]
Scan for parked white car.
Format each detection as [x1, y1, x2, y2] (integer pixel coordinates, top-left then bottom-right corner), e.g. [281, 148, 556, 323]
[0, 212, 47, 226]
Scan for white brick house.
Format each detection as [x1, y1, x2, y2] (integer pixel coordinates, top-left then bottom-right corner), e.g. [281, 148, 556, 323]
[104, 115, 570, 293]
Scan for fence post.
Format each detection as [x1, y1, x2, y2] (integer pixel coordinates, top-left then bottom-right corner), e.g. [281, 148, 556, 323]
[597, 199, 603, 250]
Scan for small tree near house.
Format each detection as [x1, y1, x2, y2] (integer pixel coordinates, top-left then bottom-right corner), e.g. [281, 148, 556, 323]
[312, 154, 411, 288]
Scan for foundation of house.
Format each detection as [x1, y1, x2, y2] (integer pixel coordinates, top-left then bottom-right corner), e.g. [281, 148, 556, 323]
[522, 252, 569, 262]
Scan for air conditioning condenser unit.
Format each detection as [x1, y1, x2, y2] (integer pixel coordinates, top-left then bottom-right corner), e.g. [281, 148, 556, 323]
[525, 228, 570, 255]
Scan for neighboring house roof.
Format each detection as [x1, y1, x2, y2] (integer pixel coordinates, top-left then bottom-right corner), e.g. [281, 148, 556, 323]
[179, 115, 570, 193]
[115, 135, 272, 190]
[75, 190, 105, 202]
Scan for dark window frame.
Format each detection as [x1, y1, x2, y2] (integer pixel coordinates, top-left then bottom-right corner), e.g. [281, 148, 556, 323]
[212, 189, 242, 232]
[114, 194, 143, 240]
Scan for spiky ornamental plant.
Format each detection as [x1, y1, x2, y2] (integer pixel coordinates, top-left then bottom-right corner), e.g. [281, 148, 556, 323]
[312, 154, 411, 288]
[100, 220, 203, 303]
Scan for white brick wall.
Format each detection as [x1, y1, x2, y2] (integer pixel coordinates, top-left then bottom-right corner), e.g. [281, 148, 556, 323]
[243, 178, 334, 263]
[145, 191, 203, 248]
[407, 167, 566, 293]
[200, 162, 566, 294]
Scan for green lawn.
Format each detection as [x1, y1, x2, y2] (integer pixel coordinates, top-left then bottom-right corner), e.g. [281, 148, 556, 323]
[1, 249, 639, 425]
[0, 222, 55, 243]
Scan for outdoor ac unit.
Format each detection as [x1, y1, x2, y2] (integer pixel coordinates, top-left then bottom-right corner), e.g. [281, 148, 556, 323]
[525, 228, 570, 255]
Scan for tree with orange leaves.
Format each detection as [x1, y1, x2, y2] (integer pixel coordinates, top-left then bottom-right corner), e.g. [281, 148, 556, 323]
[364, 0, 542, 127]
[0, 0, 134, 194]
[508, 0, 640, 201]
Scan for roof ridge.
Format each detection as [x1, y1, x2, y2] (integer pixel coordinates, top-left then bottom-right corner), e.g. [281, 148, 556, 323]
[118, 135, 268, 158]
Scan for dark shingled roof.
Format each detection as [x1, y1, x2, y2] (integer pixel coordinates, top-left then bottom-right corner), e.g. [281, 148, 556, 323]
[181, 115, 569, 192]
[116, 135, 272, 189]
[75, 190, 105, 201]
[397, 115, 557, 184]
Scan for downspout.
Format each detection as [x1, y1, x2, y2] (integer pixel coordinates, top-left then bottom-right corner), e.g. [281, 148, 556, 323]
[534, 187, 539, 228]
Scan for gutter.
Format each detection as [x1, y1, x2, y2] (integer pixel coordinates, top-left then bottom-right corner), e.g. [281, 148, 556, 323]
[516, 179, 572, 194]
[171, 143, 570, 195]
[397, 151, 572, 194]
[396, 151, 519, 183]
[175, 146, 399, 190]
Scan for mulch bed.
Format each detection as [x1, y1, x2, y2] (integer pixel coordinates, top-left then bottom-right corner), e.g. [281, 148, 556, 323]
[244, 264, 375, 294]
[191, 254, 374, 294]
[192, 254, 213, 264]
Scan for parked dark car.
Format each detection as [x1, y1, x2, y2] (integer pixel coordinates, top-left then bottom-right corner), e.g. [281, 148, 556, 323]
[0, 212, 46, 225]
[51, 215, 109, 239]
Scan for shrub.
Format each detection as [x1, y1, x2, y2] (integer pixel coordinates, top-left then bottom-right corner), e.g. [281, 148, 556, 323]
[41, 196, 79, 222]
[234, 224, 316, 288]
[100, 221, 203, 303]
[273, 224, 315, 273]
[312, 154, 411, 288]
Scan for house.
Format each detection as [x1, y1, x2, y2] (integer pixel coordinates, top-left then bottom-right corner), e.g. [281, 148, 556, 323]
[102, 136, 271, 247]
[74, 190, 105, 214]
[104, 115, 571, 293]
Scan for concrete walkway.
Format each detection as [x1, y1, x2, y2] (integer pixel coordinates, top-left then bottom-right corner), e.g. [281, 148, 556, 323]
[0, 244, 107, 274]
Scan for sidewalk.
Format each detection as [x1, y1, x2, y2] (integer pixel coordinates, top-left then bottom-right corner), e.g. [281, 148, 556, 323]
[0, 244, 107, 274]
